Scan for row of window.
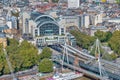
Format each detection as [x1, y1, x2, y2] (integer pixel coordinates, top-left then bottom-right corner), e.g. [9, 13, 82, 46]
[38, 24, 59, 36]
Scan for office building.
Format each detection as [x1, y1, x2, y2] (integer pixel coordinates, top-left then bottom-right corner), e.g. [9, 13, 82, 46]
[90, 26, 108, 36]
[22, 11, 66, 46]
[80, 14, 90, 28]
[68, 0, 80, 9]
[22, 12, 30, 34]
[94, 14, 103, 25]
[59, 15, 80, 29]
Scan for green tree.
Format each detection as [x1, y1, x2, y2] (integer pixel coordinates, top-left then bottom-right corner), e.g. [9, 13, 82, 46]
[109, 31, 120, 55]
[0, 45, 6, 75]
[39, 58, 53, 73]
[0, 39, 39, 75]
[116, 0, 120, 6]
[0, 44, 12, 75]
[94, 30, 106, 42]
[70, 30, 95, 49]
[105, 31, 112, 41]
[3, 62, 11, 74]
[17, 40, 39, 70]
[94, 30, 112, 42]
[102, 53, 117, 61]
[6, 38, 19, 54]
[39, 47, 52, 60]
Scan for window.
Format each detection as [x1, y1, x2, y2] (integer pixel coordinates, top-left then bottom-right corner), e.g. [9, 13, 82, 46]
[61, 28, 64, 35]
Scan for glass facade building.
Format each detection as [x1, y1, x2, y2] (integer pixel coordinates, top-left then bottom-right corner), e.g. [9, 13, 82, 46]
[35, 15, 59, 36]
[23, 11, 76, 47]
[27, 12, 65, 46]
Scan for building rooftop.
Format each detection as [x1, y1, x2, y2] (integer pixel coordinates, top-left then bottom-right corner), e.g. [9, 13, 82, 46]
[0, 32, 6, 38]
[0, 25, 9, 32]
[91, 26, 107, 30]
[30, 11, 44, 20]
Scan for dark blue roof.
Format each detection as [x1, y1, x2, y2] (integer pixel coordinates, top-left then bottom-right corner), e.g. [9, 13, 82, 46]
[0, 25, 9, 32]
[30, 11, 44, 20]
[0, 32, 6, 38]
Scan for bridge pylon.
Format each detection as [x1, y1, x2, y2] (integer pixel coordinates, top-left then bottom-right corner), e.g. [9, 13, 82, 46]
[61, 36, 69, 72]
[94, 39, 109, 80]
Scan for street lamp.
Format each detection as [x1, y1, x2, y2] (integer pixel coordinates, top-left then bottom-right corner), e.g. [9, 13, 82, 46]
[53, 66, 56, 74]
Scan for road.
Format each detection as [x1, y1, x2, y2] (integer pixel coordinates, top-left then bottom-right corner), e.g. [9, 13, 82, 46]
[0, 66, 38, 80]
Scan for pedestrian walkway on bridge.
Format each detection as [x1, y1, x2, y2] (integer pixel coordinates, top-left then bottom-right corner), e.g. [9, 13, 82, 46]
[52, 39, 120, 80]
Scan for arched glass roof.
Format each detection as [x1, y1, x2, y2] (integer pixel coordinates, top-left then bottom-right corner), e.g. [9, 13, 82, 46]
[30, 11, 44, 20]
[36, 17, 55, 27]
[37, 21, 59, 28]
[32, 13, 60, 36]
[38, 21, 59, 36]
[35, 15, 58, 28]
[35, 15, 55, 22]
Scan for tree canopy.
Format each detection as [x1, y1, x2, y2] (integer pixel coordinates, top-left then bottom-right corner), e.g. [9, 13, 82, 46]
[0, 38, 54, 75]
[109, 31, 120, 56]
[102, 53, 117, 61]
[0, 39, 39, 75]
[38, 47, 53, 73]
[15, 40, 39, 70]
[71, 30, 118, 61]
[116, 0, 120, 4]
[94, 30, 112, 42]
[39, 47, 52, 60]
[0, 45, 6, 75]
[39, 58, 53, 73]
[70, 30, 95, 49]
